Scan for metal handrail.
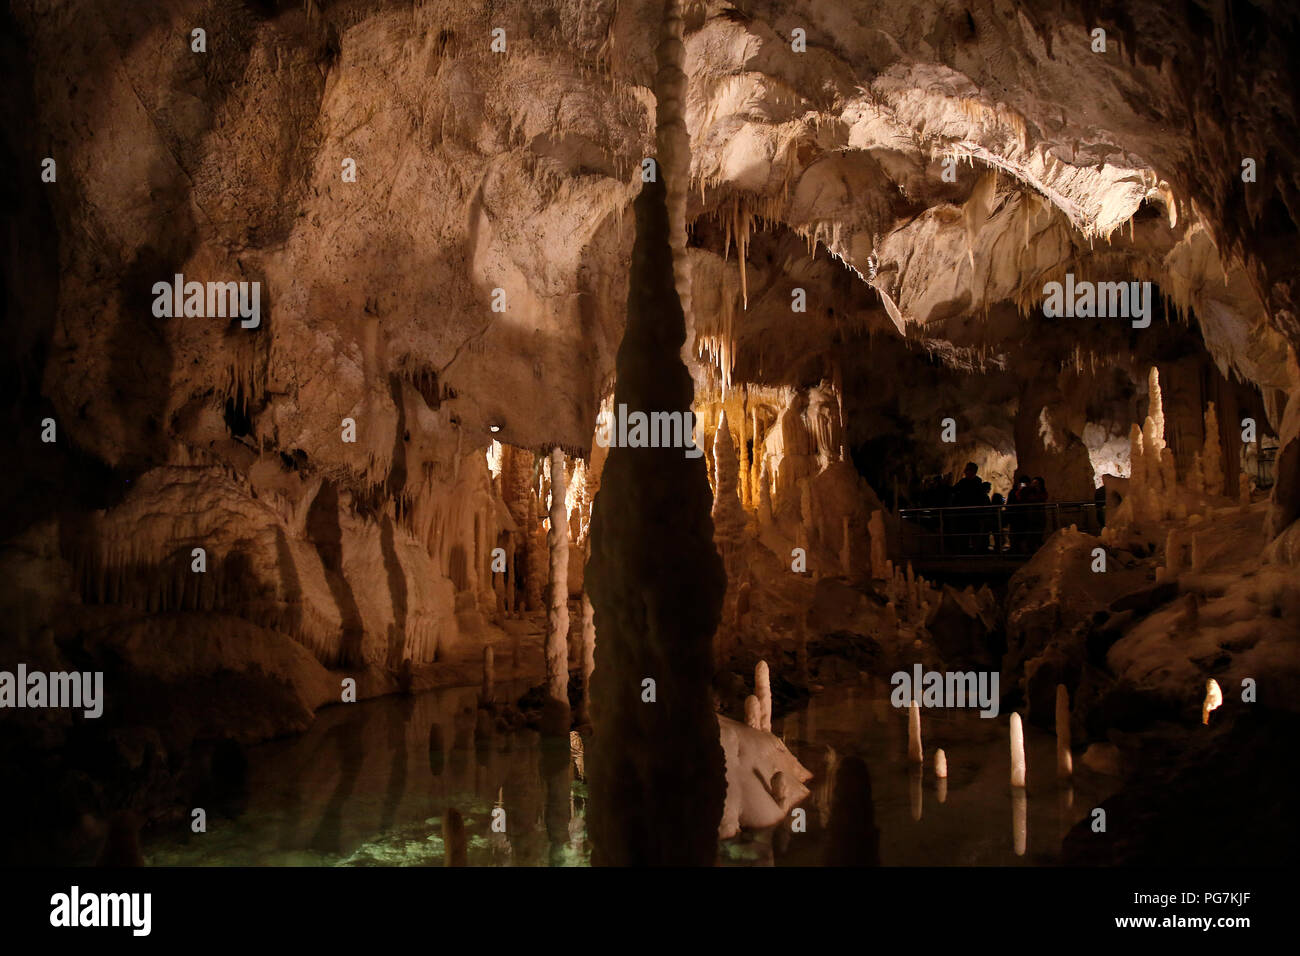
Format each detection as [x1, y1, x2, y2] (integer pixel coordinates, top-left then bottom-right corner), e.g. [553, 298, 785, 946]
[896, 501, 1103, 559]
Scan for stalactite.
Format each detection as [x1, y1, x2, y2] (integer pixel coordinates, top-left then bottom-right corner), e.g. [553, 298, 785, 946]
[526, 494, 545, 612]
[586, 0, 727, 867]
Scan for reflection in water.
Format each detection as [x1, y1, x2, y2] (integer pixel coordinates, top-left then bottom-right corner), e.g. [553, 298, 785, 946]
[824, 756, 881, 866]
[141, 681, 1112, 866]
[443, 808, 467, 866]
[1012, 789, 1028, 857]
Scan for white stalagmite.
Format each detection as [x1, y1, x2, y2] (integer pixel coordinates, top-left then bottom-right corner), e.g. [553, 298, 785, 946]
[744, 694, 762, 729]
[1010, 712, 1026, 788]
[545, 447, 570, 723]
[934, 748, 948, 778]
[1055, 684, 1072, 778]
[755, 659, 772, 732]
[1147, 367, 1165, 449]
[1202, 677, 1223, 724]
[907, 699, 923, 763]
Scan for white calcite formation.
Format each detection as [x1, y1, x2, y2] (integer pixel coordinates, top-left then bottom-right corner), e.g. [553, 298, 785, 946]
[717, 715, 813, 839]
[1202, 678, 1224, 725]
[908, 699, 923, 763]
[1010, 712, 1027, 788]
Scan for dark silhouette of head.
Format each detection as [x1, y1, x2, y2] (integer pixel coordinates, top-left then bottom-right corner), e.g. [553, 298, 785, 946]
[963, 462, 978, 478]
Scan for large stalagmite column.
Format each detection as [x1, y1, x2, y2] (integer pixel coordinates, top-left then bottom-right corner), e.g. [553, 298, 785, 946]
[585, 0, 727, 866]
[544, 447, 570, 734]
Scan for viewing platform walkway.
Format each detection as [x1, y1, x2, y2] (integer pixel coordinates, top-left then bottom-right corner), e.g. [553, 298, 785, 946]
[893, 501, 1104, 576]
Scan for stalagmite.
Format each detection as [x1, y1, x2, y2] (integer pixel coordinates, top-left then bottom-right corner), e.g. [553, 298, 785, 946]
[1203, 402, 1224, 496]
[586, 0, 727, 867]
[909, 765, 923, 821]
[1165, 527, 1184, 575]
[1147, 367, 1165, 449]
[1010, 712, 1026, 788]
[934, 748, 948, 778]
[1189, 452, 1205, 495]
[544, 447, 571, 734]
[869, 510, 888, 580]
[1055, 685, 1072, 778]
[744, 694, 762, 729]
[907, 699, 923, 763]
[755, 660, 772, 732]
[1203, 678, 1223, 724]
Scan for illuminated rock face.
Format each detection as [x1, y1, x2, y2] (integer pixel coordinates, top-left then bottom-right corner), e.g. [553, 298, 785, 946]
[3, 0, 1300, 868]
[544, 447, 570, 733]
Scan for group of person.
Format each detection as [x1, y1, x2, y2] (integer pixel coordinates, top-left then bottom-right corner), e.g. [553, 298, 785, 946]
[941, 464, 1052, 554]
